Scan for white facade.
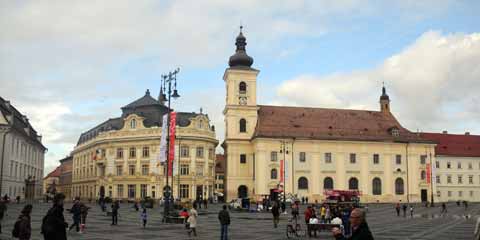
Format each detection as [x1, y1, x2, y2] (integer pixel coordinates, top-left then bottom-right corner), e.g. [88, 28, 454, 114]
[435, 155, 480, 202]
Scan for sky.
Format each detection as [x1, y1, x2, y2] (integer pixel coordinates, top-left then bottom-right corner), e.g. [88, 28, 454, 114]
[1, 0, 479, 175]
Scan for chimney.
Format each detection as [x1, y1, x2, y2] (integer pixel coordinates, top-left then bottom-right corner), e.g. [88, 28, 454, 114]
[442, 130, 448, 134]
[465, 132, 470, 135]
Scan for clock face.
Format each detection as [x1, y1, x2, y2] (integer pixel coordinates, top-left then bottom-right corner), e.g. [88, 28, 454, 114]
[239, 96, 247, 105]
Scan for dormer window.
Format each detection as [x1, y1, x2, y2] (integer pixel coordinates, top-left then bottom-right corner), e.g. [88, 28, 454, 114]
[198, 120, 203, 129]
[239, 82, 247, 94]
[130, 119, 137, 129]
[390, 127, 399, 137]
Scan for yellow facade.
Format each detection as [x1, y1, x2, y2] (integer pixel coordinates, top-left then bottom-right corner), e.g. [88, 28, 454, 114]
[72, 103, 218, 201]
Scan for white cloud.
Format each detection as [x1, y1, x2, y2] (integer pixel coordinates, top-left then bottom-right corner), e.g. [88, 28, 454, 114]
[275, 31, 480, 134]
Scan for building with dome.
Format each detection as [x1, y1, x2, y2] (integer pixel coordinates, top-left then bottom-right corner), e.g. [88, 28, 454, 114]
[222, 27, 437, 203]
[71, 89, 218, 201]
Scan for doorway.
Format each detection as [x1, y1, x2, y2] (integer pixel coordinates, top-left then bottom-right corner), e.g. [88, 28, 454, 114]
[421, 189, 428, 202]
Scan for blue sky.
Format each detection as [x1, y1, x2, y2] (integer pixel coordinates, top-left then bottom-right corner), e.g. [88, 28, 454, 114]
[1, 0, 479, 174]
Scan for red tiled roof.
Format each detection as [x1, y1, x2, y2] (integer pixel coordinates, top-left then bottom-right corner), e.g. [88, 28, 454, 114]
[254, 105, 432, 143]
[44, 166, 61, 179]
[420, 132, 480, 157]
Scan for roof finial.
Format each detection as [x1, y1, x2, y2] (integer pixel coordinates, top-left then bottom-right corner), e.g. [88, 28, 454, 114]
[240, 24, 243, 33]
[146, 89, 150, 95]
[200, 107, 203, 114]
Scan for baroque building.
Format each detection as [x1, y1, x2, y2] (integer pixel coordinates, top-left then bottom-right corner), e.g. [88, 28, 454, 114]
[0, 97, 45, 200]
[222, 28, 437, 203]
[71, 90, 218, 201]
[421, 132, 480, 202]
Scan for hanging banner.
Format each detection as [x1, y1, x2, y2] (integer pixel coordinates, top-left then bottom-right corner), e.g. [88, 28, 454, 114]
[284, 159, 289, 182]
[280, 160, 284, 183]
[431, 156, 436, 189]
[158, 113, 168, 163]
[168, 112, 177, 176]
[426, 163, 431, 184]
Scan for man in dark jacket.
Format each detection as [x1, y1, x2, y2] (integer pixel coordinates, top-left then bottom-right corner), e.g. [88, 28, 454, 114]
[41, 193, 68, 240]
[271, 201, 280, 228]
[218, 205, 230, 240]
[0, 199, 7, 234]
[332, 208, 374, 240]
[111, 200, 120, 225]
[16, 204, 32, 240]
[68, 198, 82, 232]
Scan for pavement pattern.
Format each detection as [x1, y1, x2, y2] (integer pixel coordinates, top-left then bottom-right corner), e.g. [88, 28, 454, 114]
[0, 201, 478, 240]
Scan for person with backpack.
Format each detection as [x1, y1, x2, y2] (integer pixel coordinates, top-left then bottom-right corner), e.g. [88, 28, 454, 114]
[141, 208, 147, 228]
[41, 193, 68, 240]
[12, 204, 32, 240]
[68, 198, 82, 232]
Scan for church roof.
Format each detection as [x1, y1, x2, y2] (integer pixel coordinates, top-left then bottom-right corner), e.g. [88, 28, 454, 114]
[420, 132, 480, 157]
[121, 89, 162, 109]
[253, 105, 432, 144]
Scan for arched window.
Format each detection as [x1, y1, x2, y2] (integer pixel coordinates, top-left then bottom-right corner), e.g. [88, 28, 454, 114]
[372, 178, 382, 195]
[395, 178, 404, 195]
[348, 177, 358, 190]
[270, 169, 278, 179]
[298, 177, 308, 190]
[239, 82, 247, 93]
[238, 185, 248, 198]
[421, 170, 426, 180]
[239, 119, 247, 133]
[324, 177, 334, 190]
[130, 119, 136, 129]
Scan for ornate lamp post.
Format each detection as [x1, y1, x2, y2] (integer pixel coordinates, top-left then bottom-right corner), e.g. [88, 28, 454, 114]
[161, 68, 180, 219]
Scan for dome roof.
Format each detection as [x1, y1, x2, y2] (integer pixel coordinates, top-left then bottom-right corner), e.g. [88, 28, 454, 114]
[228, 26, 254, 68]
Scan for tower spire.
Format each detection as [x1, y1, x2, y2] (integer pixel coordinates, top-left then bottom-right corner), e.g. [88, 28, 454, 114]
[380, 82, 390, 113]
[228, 25, 254, 68]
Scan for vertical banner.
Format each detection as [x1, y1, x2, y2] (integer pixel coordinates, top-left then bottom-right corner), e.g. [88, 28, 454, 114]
[158, 113, 168, 163]
[168, 112, 177, 176]
[426, 163, 431, 184]
[172, 146, 178, 176]
[284, 160, 289, 182]
[431, 156, 436, 189]
[280, 160, 284, 183]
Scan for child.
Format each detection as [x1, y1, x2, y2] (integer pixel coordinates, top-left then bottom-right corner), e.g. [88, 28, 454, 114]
[141, 208, 147, 228]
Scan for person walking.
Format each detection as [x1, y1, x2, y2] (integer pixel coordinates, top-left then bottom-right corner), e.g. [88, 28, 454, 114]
[332, 208, 374, 240]
[325, 206, 331, 223]
[0, 198, 7, 234]
[41, 193, 68, 240]
[141, 208, 147, 228]
[80, 203, 89, 233]
[271, 201, 280, 228]
[320, 205, 326, 223]
[12, 204, 32, 240]
[218, 205, 230, 240]
[304, 205, 314, 237]
[187, 206, 198, 237]
[111, 200, 120, 225]
[409, 205, 414, 218]
[402, 204, 407, 217]
[395, 202, 401, 216]
[441, 202, 447, 215]
[291, 201, 299, 220]
[68, 198, 82, 232]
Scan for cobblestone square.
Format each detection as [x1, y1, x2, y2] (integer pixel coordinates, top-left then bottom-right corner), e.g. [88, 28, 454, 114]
[0, 202, 478, 240]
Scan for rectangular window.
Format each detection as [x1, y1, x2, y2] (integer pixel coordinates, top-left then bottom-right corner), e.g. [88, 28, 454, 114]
[180, 184, 189, 198]
[299, 152, 306, 162]
[219, 184, 224, 189]
[271, 151, 278, 162]
[396, 155, 402, 165]
[447, 175, 452, 183]
[373, 154, 380, 164]
[325, 153, 332, 164]
[468, 163, 473, 169]
[180, 164, 189, 175]
[218, 175, 224, 180]
[470, 191, 474, 197]
[180, 146, 190, 157]
[447, 162, 451, 168]
[101, 149, 106, 158]
[129, 147, 136, 158]
[448, 191, 452, 197]
[350, 153, 356, 164]
[117, 185, 124, 198]
[459, 191, 463, 197]
[240, 154, 247, 164]
[436, 175, 441, 184]
[142, 147, 150, 158]
[437, 191, 441, 197]
[469, 175, 473, 184]
[196, 165, 203, 176]
[435, 161, 440, 169]
[140, 184, 147, 198]
[196, 147, 204, 158]
[116, 165, 123, 176]
[116, 148, 123, 159]
[128, 184, 136, 198]
[129, 165, 135, 175]
[458, 162, 462, 169]
[458, 175, 463, 184]
[142, 164, 149, 175]
[420, 155, 427, 164]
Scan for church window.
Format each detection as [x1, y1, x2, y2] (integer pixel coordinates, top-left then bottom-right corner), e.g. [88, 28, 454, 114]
[372, 178, 382, 195]
[239, 82, 247, 94]
[299, 152, 306, 162]
[324, 177, 334, 190]
[348, 177, 358, 190]
[373, 154, 380, 164]
[421, 170, 426, 180]
[324, 153, 332, 163]
[271, 151, 278, 162]
[298, 177, 308, 190]
[395, 178, 404, 195]
[239, 119, 247, 133]
[420, 155, 427, 164]
[270, 169, 277, 179]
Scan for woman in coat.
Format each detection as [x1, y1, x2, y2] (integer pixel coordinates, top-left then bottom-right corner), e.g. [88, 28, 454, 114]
[16, 204, 33, 240]
[187, 206, 198, 237]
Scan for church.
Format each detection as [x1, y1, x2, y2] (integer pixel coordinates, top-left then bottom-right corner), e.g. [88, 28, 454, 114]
[222, 28, 437, 203]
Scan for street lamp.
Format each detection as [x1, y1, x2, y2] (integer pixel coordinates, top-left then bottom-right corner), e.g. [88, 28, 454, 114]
[162, 68, 180, 220]
[279, 140, 289, 207]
